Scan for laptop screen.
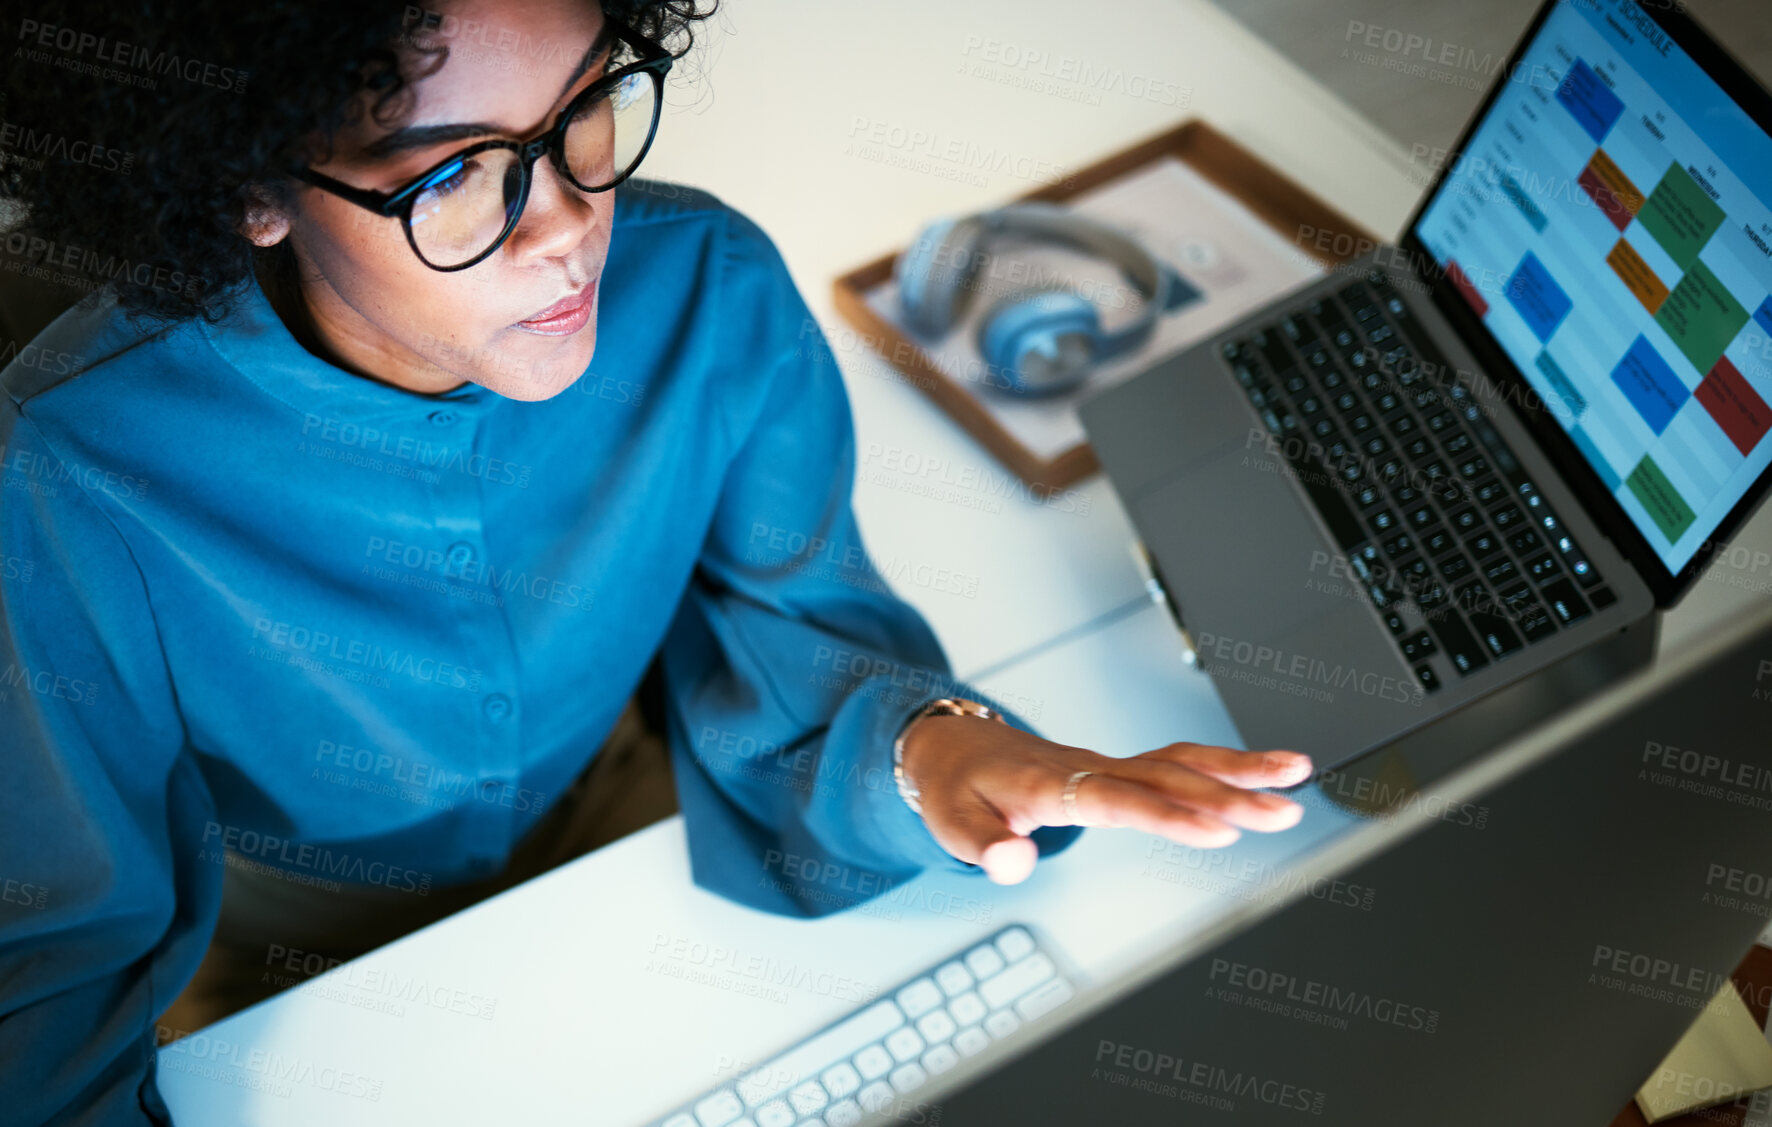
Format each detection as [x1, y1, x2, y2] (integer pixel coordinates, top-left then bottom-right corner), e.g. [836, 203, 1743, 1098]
[1412, 0, 1772, 576]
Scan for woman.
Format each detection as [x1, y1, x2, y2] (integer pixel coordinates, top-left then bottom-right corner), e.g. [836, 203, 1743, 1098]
[0, 0, 1313, 1121]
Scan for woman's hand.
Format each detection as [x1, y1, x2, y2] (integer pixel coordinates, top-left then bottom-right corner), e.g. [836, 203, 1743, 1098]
[898, 713, 1314, 885]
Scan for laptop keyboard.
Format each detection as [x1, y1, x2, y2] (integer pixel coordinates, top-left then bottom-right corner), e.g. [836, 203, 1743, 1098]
[1221, 272, 1618, 691]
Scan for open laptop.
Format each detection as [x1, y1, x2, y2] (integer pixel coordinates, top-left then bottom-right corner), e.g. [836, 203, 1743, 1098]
[1079, 0, 1772, 767]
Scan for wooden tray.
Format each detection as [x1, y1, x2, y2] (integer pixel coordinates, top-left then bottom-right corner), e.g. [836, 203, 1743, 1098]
[831, 118, 1382, 492]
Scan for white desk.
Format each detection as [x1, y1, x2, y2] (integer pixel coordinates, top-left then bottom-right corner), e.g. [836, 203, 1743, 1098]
[156, 1, 1772, 1123]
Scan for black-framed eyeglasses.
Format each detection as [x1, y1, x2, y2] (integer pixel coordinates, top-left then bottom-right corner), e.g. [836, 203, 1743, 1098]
[291, 17, 672, 271]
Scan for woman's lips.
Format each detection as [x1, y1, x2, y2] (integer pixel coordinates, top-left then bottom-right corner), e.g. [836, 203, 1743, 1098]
[514, 281, 597, 336]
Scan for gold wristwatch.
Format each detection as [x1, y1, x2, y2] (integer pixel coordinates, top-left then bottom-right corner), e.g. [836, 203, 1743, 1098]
[892, 697, 1006, 815]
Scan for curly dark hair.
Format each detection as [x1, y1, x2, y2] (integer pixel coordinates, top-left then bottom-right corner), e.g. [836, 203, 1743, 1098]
[0, 0, 718, 325]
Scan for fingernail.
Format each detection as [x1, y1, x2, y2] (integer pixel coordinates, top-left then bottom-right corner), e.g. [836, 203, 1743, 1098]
[1254, 792, 1295, 811]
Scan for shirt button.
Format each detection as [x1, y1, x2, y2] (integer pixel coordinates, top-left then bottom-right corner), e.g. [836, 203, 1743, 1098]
[447, 542, 475, 568]
[483, 693, 512, 723]
[428, 410, 457, 426]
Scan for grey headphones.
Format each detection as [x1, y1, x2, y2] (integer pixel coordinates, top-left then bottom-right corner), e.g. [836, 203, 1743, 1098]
[893, 202, 1194, 396]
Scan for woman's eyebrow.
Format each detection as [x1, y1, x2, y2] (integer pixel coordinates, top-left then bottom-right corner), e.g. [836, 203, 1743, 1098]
[359, 20, 619, 161]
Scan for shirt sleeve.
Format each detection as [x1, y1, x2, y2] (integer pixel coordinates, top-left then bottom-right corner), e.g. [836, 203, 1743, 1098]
[0, 409, 222, 1125]
[655, 214, 1082, 918]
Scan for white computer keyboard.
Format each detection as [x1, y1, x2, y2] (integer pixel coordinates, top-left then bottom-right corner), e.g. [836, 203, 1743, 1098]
[653, 924, 1076, 1127]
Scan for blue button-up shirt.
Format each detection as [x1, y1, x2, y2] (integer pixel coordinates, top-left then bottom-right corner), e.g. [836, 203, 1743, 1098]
[0, 179, 1078, 1124]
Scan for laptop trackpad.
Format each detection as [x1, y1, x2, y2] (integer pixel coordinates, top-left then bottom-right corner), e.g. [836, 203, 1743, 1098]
[1132, 443, 1348, 647]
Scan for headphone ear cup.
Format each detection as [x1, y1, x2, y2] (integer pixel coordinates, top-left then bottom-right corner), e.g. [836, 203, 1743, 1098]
[895, 216, 986, 339]
[976, 289, 1101, 397]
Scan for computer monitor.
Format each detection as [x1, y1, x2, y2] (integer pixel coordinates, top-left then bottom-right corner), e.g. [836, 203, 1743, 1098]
[878, 592, 1772, 1124]
[1406, 0, 1772, 600]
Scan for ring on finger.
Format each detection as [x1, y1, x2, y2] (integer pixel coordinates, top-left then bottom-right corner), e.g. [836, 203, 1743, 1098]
[1061, 769, 1094, 824]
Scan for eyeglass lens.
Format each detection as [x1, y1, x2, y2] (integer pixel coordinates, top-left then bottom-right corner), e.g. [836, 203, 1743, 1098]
[407, 70, 660, 268]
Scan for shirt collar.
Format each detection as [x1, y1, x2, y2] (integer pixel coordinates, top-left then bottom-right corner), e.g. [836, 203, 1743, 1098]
[198, 267, 499, 425]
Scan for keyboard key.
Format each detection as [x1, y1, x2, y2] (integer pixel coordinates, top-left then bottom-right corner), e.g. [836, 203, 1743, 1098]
[696, 1090, 746, 1127]
[1449, 507, 1479, 533]
[1465, 531, 1503, 561]
[1469, 607, 1524, 659]
[825, 1099, 863, 1127]
[984, 1010, 1021, 1039]
[885, 1028, 924, 1063]
[1540, 579, 1590, 625]
[980, 953, 1055, 1011]
[1406, 503, 1435, 529]
[889, 1063, 928, 1093]
[1399, 631, 1436, 661]
[1442, 432, 1473, 456]
[1524, 553, 1559, 582]
[1380, 532, 1413, 559]
[821, 1064, 861, 1101]
[1370, 509, 1397, 533]
[995, 927, 1036, 963]
[1591, 586, 1617, 609]
[923, 1045, 960, 1076]
[756, 1102, 794, 1127]
[1413, 663, 1441, 692]
[1473, 478, 1507, 505]
[1425, 610, 1490, 675]
[737, 1002, 905, 1107]
[1423, 528, 1456, 557]
[857, 1082, 894, 1114]
[1569, 557, 1601, 588]
[948, 991, 987, 1027]
[954, 1027, 991, 1057]
[1438, 554, 1472, 582]
[1517, 602, 1558, 642]
[1387, 413, 1417, 438]
[896, 979, 942, 1019]
[964, 944, 1004, 980]
[916, 1010, 956, 1045]
[1482, 558, 1519, 587]
[853, 1046, 892, 1082]
[1507, 528, 1542, 554]
[1491, 504, 1524, 530]
[934, 962, 973, 997]
[1016, 978, 1075, 1022]
[1383, 610, 1407, 636]
[789, 1081, 829, 1117]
